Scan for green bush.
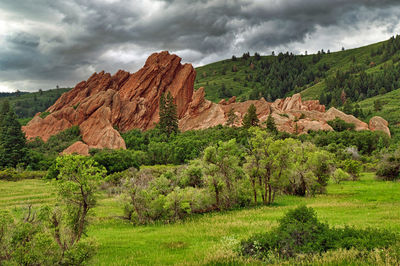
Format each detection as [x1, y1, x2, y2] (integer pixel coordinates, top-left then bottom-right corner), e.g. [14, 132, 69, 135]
[327, 118, 355, 132]
[92, 149, 140, 174]
[239, 206, 398, 260]
[342, 159, 362, 180]
[376, 148, 400, 181]
[26, 126, 81, 170]
[332, 168, 351, 184]
[180, 164, 204, 188]
[0, 208, 97, 265]
[0, 169, 46, 181]
[0, 168, 20, 181]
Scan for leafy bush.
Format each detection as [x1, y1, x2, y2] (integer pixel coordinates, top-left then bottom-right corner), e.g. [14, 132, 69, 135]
[92, 149, 140, 174]
[342, 159, 362, 180]
[239, 206, 398, 260]
[0, 207, 97, 265]
[305, 130, 389, 155]
[0, 169, 46, 181]
[332, 168, 351, 184]
[122, 168, 214, 224]
[26, 126, 81, 170]
[376, 147, 400, 181]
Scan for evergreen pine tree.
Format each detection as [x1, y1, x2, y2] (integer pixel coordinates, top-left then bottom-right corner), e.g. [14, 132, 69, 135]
[0, 105, 27, 168]
[265, 114, 277, 133]
[226, 108, 238, 127]
[0, 99, 10, 124]
[242, 104, 259, 128]
[158, 92, 178, 137]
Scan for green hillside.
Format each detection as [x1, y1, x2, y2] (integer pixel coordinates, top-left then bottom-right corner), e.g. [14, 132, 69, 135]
[356, 88, 400, 139]
[194, 36, 400, 108]
[0, 87, 70, 121]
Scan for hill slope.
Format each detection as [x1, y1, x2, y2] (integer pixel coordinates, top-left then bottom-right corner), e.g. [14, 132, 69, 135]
[194, 36, 400, 109]
[0, 88, 71, 120]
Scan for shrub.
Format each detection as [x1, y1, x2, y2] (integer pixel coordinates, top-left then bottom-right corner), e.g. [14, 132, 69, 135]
[376, 148, 400, 181]
[92, 149, 140, 174]
[0, 168, 20, 181]
[122, 167, 214, 224]
[332, 168, 351, 184]
[240, 206, 331, 259]
[0, 169, 46, 181]
[327, 118, 355, 132]
[342, 159, 362, 180]
[239, 206, 398, 260]
[39, 111, 50, 119]
[180, 164, 204, 188]
[0, 207, 97, 265]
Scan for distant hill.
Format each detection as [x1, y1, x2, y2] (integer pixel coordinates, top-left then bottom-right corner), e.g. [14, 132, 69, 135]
[0, 88, 71, 121]
[194, 36, 400, 110]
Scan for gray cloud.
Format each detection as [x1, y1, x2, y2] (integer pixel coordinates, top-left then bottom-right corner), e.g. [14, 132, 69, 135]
[1, 0, 400, 91]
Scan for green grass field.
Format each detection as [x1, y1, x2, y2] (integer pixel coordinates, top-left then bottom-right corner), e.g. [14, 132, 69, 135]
[1, 173, 399, 265]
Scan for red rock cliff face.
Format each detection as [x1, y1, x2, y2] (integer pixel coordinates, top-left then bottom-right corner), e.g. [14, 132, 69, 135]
[23, 51, 196, 153]
[22, 51, 390, 155]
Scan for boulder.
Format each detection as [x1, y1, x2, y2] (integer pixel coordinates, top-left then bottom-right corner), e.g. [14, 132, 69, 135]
[62, 141, 90, 156]
[369, 116, 391, 137]
[325, 107, 369, 131]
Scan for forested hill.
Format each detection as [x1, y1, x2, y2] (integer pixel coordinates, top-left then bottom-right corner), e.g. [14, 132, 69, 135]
[0, 88, 70, 120]
[194, 35, 400, 109]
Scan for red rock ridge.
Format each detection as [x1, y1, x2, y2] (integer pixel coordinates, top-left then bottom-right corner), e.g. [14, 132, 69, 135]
[22, 52, 391, 155]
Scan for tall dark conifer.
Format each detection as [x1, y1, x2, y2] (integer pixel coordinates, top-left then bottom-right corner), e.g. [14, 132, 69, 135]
[242, 104, 259, 128]
[0, 102, 27, 168]
[158, 92, 178, 137]
[0, 100, 10, 125]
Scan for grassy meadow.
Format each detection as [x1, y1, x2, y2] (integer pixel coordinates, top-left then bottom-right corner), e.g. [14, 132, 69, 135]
[1, 173, 399, 265]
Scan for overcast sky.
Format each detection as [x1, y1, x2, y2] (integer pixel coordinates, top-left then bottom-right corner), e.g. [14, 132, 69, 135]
[1, 0, 400, 92]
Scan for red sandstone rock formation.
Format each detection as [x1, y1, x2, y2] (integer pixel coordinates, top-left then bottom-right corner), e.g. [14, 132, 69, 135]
[61, 141, 90, 156]
[369, 116, 391, 137]
[23, 51, 195, 153]
[22, 51, 391, 155]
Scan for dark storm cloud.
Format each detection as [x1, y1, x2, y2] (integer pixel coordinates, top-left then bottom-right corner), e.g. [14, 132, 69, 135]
[1, 0, 400, 91]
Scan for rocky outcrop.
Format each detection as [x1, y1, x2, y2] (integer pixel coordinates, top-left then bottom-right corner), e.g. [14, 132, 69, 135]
[62, 141, 90, 156]
[325, 107, 369, 131]
[22, 51, 391, 155]
[23, 51, 196, 154]
[369, 116, 391, 137]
